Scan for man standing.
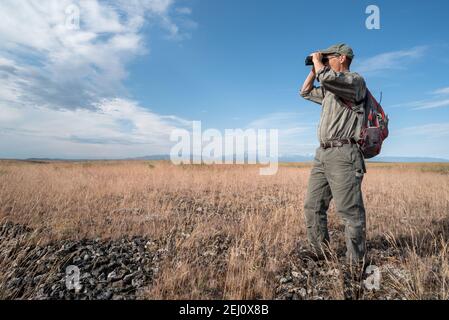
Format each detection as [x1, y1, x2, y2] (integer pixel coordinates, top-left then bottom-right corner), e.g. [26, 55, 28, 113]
[300, 43, 367, 264]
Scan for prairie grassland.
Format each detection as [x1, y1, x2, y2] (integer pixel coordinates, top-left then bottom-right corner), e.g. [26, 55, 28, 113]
[0, 160, 448, 299]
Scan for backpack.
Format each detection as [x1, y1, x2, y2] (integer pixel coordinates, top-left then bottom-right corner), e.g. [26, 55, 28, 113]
[355, 90, 389, 159]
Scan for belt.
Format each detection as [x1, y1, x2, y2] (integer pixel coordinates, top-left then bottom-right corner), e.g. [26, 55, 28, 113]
[320, 138, 357, 149]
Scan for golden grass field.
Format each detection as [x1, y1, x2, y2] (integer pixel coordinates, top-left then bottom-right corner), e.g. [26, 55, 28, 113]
[0, 160, 448, 300]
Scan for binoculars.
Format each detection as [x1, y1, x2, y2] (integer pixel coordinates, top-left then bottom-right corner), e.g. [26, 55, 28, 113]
[305, 56, 329, 66]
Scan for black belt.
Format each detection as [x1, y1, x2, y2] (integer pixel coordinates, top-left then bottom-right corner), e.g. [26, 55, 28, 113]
[320, 138, 357, 149]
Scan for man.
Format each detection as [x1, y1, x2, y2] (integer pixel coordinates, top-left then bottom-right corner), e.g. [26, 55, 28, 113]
[299, 43, 367, 264]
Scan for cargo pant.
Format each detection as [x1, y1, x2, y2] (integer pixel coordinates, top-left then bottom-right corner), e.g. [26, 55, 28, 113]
[304, 143, 367, 263]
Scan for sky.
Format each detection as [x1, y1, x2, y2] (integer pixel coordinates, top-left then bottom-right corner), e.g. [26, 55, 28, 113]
[1, 0, 449, 159]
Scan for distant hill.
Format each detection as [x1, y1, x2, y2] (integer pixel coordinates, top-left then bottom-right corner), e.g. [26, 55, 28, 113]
[9, 155, 448, 163]
[127, 154, 315, 162]
[368, 156, 449, 163]
[125, 155, 171, 161]
[128, 155, 449, 163]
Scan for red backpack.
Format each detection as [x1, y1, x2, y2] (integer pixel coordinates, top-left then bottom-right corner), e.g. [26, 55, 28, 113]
[355, 90, 389, 159]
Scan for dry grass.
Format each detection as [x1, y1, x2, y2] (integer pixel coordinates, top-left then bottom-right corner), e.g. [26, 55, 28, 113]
[0, 160, 448, 299]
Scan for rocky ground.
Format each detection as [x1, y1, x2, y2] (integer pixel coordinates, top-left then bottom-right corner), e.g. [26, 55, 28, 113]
[0, 222, 167, 300]
[274, 232, 423, 300]
[0, 221, 437, 300]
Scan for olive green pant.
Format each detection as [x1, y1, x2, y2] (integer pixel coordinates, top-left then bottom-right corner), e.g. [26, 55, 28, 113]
[304, 143, 367, 263]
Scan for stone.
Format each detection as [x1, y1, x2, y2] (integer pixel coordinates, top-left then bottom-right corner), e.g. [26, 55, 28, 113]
[107, 271, 117, 282]
[280, 276, 292, 284]
[97, 290, 113, 300]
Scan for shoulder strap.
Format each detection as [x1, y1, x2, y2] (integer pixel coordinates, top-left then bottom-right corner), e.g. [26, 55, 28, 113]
[340, 92, 368, 111]
[355, 93, 368, 106]
[353, 90, 369, 143]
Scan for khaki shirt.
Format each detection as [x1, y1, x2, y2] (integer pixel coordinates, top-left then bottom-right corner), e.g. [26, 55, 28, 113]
[300, 67, 367, 144]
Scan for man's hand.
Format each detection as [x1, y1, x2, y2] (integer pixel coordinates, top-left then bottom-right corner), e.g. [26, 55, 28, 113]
[311, 52, 323, 64]
[300, 52, 325, 97]
[311, 52, 325, 73]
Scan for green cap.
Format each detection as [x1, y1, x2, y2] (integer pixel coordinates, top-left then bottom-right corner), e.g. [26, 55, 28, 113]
[320, 43, 354, 59]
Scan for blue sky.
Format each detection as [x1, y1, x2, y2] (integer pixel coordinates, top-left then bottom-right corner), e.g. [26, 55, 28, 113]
[1, 0, 449, 159]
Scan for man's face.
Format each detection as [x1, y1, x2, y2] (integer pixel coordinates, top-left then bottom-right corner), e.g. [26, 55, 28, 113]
[324, 54, 343, 71]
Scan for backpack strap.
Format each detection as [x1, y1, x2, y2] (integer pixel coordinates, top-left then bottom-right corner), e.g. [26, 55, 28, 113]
[355, 94, 368, 106]
[340, 92, 368, 111]
[354, 91, 369, 144]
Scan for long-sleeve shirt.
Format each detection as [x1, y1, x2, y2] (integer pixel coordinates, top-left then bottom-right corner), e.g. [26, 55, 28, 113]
[300, 66, 367, 144]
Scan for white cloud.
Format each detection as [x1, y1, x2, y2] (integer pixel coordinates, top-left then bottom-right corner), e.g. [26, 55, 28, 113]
[432, 87, 449, 95]
[0, 0, 197, 158]
[0, 0, 192, 111]
[353, 46, 427, 74]
[176, 7, 192, 15]
[391, 99, 449, 110]
[0, 99, 192, 158]
[413, 99, 449, 110]
[396, 123, 449, 138]
[391, 86, 449, 110]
